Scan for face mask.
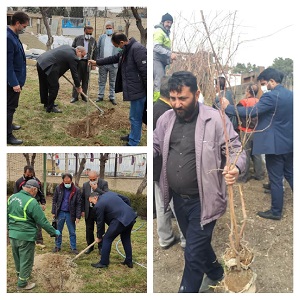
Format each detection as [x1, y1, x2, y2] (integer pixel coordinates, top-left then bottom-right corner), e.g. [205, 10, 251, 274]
[106, 29, 113, 35]
[25, 176, 33, 180]
[90, 180, 97, 185]
[85, 34, 91, 40]
[117, 47, 123, 53]
[261, 86, 268, 93]
[64, 183, 71, 189]
[18, 28, 26, 34]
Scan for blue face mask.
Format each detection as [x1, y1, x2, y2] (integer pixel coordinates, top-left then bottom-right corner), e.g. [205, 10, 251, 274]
[64, 183, 71, 189]
[117, 47, 123, 52]
[106, 29, 113, 35]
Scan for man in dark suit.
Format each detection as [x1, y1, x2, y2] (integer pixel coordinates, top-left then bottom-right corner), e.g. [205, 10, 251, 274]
[7, 11, 30, 145]
[36, 45, 85, 113]
[81, 170, 108, 254]
[70, 26, 97, 103]
[89, 191, 137, 268]
[222, 67, 293, 220]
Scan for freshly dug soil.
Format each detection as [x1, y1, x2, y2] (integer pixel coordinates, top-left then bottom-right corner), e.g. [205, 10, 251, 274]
[33, 253, 83, 292]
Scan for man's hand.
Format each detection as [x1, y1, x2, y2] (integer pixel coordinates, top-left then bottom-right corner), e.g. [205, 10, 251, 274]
[89, 181, 98, 191]
[220, 97, 230, 109]
[13, 85, 21, 93]
[76, 218, 80, 224]
[96, 237, 102, 243]
[41, 204, 46, 211]
[76, 86, 83, 94]
[81, 212, 85, 218]
[91, 66, 96, 70]
[52, 214, 56, 219]
[88, 60, 96, 66]
[171, 53, 177, 61]
[222, 165, 239, 185]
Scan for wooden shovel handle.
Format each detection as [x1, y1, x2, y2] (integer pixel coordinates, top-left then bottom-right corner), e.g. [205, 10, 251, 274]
[71, 240, 97, 261]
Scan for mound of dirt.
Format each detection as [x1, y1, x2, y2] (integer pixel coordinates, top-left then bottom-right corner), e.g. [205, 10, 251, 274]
[67, 108, 130, 138]
[33, 253, 83, 292]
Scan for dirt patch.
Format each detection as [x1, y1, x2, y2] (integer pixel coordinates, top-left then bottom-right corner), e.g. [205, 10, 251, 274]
[153, 178, 293, 293]
[33, 253, 83, 292]
[67, 108, 130, 139]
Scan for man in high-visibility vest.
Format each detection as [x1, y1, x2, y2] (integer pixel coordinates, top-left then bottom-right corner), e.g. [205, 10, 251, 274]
[7, 179, 60, 290]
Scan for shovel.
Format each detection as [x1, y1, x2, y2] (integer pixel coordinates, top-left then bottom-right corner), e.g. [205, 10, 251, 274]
[62, 74, 104, 114]
[71, 240, 97, 261]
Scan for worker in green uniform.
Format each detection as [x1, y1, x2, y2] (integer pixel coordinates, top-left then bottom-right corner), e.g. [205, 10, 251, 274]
[7, 179, 60, 290]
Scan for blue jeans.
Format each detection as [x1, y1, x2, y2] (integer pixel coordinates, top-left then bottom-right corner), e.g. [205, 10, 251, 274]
[128, 96, 146, 146]
[56, 211, 77, 250]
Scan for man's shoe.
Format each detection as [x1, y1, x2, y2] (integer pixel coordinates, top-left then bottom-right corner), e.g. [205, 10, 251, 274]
[81, 97, 87, 102]
[44, 104, 58, 108]
[52, 247, 61, 253]
[7, 135, 23, 145]
[18, 282, 36, 290]
[12, 124, 21, 130]
[91, 262, 108, 268]
[110, 99, 117, 105]
[122, 261, 133, 268]
[47, 107, 62, 113]
[84, 247, 94, 254]
[71, 249, 79, 254]
[264, 189, 271, 194]
[161, 236, 180, 250]
[96, 97, 103, 102]
[257, 210, 281, 220]
[199, 274, 224, 293]
[120, 135, 129, 142]
[263, 183, 271, 190]
[36, 243, 46, 249]
[70, 98, 79, 103]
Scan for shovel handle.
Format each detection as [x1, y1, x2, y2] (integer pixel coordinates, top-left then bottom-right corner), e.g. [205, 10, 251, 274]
[71, 240, 97, 261]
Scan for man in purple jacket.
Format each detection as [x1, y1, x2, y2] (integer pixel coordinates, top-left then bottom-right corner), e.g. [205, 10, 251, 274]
[153, 71, 246, 293]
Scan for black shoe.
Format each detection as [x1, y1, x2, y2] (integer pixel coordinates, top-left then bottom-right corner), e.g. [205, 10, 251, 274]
[71, 249, 79, 254]
[110, 99, 117, 105]
[91, 262, 108, 268]
[44, 104, 58, 108]
[257, 210, 281, 220]
[7, 135, 23, 145]
[84, 247, 94, 254]
[70, 98, 79, 103]
[52, 247, 61, 253]
[122, 261, 133, 268]
[263, 183, 271, 190]
[47, 107, 62, 113]
[161, 236, 180, 250]
[82, 98, 87, 102]
[199, 274, 224, 293]
[12, 124, 21, 130]
[120, 135, 129, 142]
[264, 189, 271, 194]
[96, 97, 103, 102]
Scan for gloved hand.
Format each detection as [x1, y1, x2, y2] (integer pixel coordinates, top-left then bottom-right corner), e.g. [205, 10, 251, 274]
[55, 230, 61, 236]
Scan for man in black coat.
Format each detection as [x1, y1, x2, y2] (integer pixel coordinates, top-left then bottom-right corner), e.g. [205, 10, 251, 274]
[14, 165, 46, 248]
[89, 33, 147, 146]
[81, 170, 108, 254]
[89, 191, 137, 268]
[36, 45, 85, 113]
[70, 26, 97, 103]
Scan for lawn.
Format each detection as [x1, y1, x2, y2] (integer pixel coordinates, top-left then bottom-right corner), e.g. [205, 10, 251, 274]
[11, 64, 147, 146]
[7, 196, 147, 293]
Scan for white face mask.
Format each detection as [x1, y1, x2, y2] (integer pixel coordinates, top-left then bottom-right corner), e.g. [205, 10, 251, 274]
[85, 34, 92, 40]
[90, 180, 97, 185]
[261, 85, 269, 93]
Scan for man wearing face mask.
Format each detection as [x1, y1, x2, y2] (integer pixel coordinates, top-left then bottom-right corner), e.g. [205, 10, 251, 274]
[7, 11, 30, 145]
[153, 13, 177, 102]
[222, 67, 293, 220]
[52, 173, 82, 254]
[36, 45, 85, 113]
[8, 179, 60, 290]
[70, 26, 97, 103]
[89, 33, 147, 146]
[81, 170, 109, 254]
[96, 21, 119, 105]
[14, 165, 46, 248]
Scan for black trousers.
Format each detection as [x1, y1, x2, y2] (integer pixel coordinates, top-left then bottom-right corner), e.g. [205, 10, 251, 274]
[7, 85, 21, 138]
[72, 60, 89, 100]
[37, 63, 60, 110]
[85, 207, 104, 250]
[172, 193, 224, 293]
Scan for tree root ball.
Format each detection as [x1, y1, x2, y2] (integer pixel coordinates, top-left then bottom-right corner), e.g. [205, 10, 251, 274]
[33, 253, 83, 292]
[223, 246, 254, 269]
[224, 268, 257, 293]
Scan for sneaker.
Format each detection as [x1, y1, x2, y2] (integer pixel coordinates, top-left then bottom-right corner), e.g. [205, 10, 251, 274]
[263, 183, 271, 190]
[36, 243, 46, 249]
[71, 249, 79, 254]
[199, 274, 224, 293]
[17, 282, 36, 290]
[52, 247, 61, 253]
[96, 97, 103, 102]
[161, 236, 180, 250]
[257, 209, 281, 220]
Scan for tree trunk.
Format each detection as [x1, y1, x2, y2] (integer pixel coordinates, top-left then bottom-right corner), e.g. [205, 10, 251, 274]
[23, 153, 36, 167]
[136, 165, 147, 194]
[99, 153, 109, 178]
[40, 7, 53, 51]
[75, 157, 86, 186]
[131, 7, 147, 46]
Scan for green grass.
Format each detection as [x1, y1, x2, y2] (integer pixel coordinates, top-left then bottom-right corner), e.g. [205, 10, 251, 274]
[7, 196, 147, 293]
[12, 65, 147, 146]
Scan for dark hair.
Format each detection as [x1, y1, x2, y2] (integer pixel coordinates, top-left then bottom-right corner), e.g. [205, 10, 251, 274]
[24, 165, 34, 173]
[111, 33, 128, 45]
[160, 76, 171, 98]
[84, 25, 93, 31]
[90, 192, 99, 198]
[257, 67, 285, 83]
[247, 83, 259, 97]
[62, 173, 73, 180]
[218, 76, 226, 90]
[11, 11, 30, 26]
[168, 71, 198, 94]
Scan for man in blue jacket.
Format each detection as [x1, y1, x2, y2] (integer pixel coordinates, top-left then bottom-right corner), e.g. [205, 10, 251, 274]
[222, 67, 293, 220]
[7, 11, 29, 145]
[89, 191, 137, 268]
